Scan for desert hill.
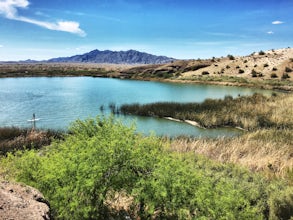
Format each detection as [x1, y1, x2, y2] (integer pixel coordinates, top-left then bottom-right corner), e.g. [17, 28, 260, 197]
[121, 48, 293, 85]
[180, 48, 293, 80]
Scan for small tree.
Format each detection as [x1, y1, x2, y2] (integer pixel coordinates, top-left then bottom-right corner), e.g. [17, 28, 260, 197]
[259, 50, 265, 55]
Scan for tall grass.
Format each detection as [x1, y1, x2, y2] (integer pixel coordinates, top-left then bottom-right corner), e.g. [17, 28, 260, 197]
[120, 93, 293, 130]
[0, 127, 63, 155]
[170, 129, 293, 179]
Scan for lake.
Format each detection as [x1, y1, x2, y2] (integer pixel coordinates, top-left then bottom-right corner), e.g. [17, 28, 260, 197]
[0, 77, 271, 137]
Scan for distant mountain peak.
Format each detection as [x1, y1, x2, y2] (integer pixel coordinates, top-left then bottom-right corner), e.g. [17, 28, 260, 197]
[47, 49, 175, 64]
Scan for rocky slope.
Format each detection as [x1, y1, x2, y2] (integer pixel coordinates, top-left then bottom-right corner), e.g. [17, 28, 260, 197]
[180, 48, 293, 80]
[48, 49, 175, 64]
[0, 181, 51, 220]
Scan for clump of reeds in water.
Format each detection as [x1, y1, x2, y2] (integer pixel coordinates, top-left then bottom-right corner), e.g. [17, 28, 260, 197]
[120, 93, 293, 130]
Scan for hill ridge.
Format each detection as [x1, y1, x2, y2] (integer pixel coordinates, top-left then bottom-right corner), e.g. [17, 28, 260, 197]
[47, 49, 175, 64]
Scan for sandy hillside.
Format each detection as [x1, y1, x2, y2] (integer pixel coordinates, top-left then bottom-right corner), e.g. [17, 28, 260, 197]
[180, 48, 293, 80]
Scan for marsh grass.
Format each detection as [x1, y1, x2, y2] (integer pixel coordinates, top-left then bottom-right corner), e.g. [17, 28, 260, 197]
[120, 93, 293, 130]
[0, 127, 63, 155]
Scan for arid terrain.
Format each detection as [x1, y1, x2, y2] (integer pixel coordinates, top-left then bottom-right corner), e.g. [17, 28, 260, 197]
[1, 48, 293, 91]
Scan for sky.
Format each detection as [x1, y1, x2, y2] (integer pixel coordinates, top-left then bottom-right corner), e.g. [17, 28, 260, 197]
[0, 0, 293, 61]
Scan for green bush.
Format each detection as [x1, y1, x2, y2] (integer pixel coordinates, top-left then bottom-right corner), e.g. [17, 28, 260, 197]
[1, 117, 292, 219]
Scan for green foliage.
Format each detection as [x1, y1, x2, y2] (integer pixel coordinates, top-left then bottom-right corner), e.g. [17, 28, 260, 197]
[1, 117, 292, 219]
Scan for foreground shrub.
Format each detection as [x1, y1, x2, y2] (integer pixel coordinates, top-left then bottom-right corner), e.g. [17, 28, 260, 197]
[1, 117, 292, 219]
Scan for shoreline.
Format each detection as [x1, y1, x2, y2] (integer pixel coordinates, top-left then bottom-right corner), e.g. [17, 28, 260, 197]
[0, 66, 292, 92]
[164, 117, 204, 129]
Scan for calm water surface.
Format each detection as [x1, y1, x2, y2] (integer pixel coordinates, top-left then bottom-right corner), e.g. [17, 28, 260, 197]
[0, 77, 271, 137]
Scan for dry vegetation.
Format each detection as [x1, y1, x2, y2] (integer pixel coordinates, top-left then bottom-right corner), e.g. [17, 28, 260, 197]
[0, 62, 131, 77]
[170, 129, 293, 180]
[168, 92, 293, 180]
[121, 92, 293, 180]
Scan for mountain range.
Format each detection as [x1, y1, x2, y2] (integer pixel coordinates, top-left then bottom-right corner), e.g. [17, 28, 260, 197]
[47, 49, 175, 64]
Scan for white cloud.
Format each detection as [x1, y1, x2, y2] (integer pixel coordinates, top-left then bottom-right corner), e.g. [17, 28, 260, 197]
[267, 31, 274, 35]
[272, 20, 284, 25]
[0, 0, 86, 36]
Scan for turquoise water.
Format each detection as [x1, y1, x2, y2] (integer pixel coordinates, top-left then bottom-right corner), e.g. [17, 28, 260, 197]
[0, 77, 271, 137]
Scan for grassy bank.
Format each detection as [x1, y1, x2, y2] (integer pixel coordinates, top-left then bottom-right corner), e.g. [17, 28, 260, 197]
[1, 117, 292, 219]
[120, 93, 293, 130]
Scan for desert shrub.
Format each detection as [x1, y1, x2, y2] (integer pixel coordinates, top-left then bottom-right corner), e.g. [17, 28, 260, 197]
[227, 54, 235, 60]
[272, 67, 277, 71]
[271, 73, 278, 78]
[251, 69, 258, 77]
[201, 71, 209, 75]
[264, 63, 269, 67]
[239, 69, 245, 74]
[226, 65, 230, 69]
[244, 60, 248, 63]
[285, 67, 292, 73]
[282, 73, 290, 79]
[259, 50, 266, 55]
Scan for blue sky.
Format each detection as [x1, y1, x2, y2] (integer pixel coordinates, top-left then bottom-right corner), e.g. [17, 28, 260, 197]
[0, 0, 293, 61]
